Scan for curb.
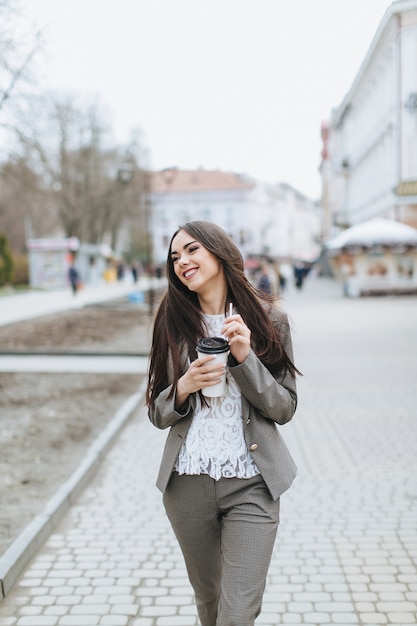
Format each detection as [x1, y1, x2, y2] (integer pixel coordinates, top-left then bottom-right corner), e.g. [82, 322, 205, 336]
[0, 379, 146, 601]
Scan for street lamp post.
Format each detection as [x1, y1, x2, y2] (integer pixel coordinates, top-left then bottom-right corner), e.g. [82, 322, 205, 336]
[143, 170, 154, 316]
[118, 162, 155, 316]
[117, 163, 134, 185]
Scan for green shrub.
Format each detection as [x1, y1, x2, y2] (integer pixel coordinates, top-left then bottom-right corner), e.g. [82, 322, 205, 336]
[12, 253, 29, 285]
[0, 233, 14, 286]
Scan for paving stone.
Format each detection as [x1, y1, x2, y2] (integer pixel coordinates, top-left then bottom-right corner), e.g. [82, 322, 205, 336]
[100, 617, 129, 626]
[44, 607, 69, 616]
[58, 616, 101, 625]
[17, 618, 58, 625]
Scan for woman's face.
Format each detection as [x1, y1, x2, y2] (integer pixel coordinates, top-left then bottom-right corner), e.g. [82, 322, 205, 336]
[170, 229, 225, 295]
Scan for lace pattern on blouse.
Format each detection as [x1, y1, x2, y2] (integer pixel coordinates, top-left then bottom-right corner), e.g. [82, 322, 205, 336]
[175, 313, 260, 480]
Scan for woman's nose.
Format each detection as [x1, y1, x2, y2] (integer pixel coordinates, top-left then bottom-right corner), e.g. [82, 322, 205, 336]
[178, 255, 189, 266]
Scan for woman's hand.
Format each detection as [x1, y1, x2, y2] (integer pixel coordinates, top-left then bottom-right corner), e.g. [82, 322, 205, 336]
[222, 314, 251, 364]
[175, 355, 226, 409]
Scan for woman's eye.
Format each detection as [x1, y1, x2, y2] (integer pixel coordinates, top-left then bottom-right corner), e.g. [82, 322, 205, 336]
[189, 246, 198, 253]
[171, 256, 179, 264]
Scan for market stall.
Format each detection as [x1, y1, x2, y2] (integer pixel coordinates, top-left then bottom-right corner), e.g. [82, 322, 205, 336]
[27, 238, 113, 289]
[324, 218, 417, 297]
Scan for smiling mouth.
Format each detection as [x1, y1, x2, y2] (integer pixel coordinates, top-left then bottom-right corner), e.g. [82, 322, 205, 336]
[183, 268, 198, 280]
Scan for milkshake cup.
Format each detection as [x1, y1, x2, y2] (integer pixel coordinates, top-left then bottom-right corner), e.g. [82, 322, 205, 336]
[196, 336, 230, 397]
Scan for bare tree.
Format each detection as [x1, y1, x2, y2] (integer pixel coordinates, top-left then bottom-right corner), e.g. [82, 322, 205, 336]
[0, 4, 148, 259]
[0, 155, 57, 252]
[0, 0, 43, 116]
[107, 131, 150, 256]
[10, 92, 146, 252]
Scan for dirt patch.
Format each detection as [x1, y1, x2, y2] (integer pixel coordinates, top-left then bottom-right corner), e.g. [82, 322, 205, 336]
[0, 298, 159, 557]
[0, 301, 154, 353]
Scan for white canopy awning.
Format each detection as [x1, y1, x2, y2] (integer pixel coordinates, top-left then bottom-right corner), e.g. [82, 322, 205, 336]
[325, 218, 417, 250]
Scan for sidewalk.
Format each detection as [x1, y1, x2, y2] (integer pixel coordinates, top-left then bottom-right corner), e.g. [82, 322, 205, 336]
[0, 278, 416, 625]
[0, 354, 148, 374]
[0, 277, 157, 373]
[0, 278, 153, 328]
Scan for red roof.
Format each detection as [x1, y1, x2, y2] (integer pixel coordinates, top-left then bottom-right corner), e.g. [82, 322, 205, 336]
[150, 168, 254, 193]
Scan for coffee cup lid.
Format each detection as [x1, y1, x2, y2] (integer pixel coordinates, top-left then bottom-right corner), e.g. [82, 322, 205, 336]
[196, 337, 229, 354]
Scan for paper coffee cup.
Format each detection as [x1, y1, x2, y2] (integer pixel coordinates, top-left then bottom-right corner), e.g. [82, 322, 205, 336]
[196, 337, 229, 397]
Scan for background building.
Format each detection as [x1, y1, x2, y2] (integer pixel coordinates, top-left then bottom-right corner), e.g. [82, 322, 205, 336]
[320, 0, 417, 235]
[149, 168, 321, 267]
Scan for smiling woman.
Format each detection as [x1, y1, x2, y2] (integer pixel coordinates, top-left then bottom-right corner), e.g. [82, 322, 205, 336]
[170, 231, 225, 301]
[146, 220, 300, 626]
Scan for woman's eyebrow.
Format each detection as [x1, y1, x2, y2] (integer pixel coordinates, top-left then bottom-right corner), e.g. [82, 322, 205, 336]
[170, 240, 198, 256]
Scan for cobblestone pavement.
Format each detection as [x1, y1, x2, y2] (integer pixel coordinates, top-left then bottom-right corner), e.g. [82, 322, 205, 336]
[1, 279, 416, 626]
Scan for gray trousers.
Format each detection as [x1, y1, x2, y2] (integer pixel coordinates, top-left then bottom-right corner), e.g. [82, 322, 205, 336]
[163, 472, 280, 626]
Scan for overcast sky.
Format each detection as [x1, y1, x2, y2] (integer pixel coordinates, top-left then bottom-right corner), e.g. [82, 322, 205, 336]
[23, 0, 393, 199]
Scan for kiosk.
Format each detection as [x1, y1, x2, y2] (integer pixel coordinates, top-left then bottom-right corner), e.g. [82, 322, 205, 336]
[324, 218, 417, 297]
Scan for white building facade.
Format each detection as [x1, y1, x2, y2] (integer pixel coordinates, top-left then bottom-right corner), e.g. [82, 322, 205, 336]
[321, 0, 417, 235]
[149, 168, 320, 265]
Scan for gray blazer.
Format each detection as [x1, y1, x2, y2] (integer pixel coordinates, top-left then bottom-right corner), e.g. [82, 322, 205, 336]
[148, 307, 297, 501]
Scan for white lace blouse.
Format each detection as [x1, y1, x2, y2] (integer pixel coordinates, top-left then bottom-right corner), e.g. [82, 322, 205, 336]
[175, 313, 260, 480]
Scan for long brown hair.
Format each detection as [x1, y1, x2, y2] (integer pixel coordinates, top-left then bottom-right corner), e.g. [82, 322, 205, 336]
[146, 221, 298, 406]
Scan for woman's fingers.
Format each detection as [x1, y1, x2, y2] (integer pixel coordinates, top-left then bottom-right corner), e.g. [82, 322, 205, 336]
[186, 356, 226, 391]
[221, 315, 251, 363]
[222, 315, 251, 342]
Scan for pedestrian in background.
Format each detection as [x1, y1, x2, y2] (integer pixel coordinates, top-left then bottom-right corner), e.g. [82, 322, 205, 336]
[278, 269, 287, 293]
[116, 261, 125, 281]
[257, 263, 271, 295]
[68, 262, 81, 296]
[268, 260, 281, 297]
[131, 262, 138, 283]
[293, 261, 307, 289]
[146, 221, 299, 626]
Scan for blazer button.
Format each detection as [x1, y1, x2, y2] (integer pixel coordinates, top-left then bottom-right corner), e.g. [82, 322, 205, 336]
[246, 417, 251, 424]
[249, 443, 258, 451]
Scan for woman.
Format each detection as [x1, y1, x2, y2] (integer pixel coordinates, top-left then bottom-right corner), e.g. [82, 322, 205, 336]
[146, 221, 299, 626]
